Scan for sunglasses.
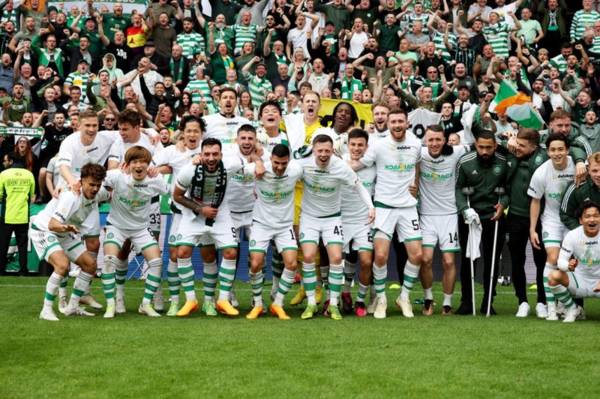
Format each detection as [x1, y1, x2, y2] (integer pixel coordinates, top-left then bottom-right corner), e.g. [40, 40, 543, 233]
[105, 118, 115, 121]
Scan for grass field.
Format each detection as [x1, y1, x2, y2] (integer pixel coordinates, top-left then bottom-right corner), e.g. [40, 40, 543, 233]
[2, 276, 600, 398]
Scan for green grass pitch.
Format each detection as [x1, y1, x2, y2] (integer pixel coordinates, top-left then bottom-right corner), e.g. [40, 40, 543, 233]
[1, 276, 600, 398]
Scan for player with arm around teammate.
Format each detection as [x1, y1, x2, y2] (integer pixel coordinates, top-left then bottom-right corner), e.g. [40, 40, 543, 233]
[246, 144, 304, 320]
[36, 163, 109, 321]
[528, 133, 575, 320]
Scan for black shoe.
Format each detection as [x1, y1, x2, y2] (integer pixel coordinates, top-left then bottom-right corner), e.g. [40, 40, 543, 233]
[480, 304, 497, 315]
[442, 305, 453, 315]
[456, 302, 473, 315]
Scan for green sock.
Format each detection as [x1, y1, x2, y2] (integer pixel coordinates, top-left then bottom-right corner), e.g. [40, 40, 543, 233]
[142, 258, 162, 305]
[178, 257, 196, 301]
[218, 258, 236, 301]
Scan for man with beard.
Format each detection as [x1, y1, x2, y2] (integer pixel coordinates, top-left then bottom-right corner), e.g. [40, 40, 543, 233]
[350, 109, 422, 319]
[173, 137, 264, 317]
[203, 87, 251, 154]
[455, 130, 509, 315]
[504, 128, 547, 318]
[369, 103, 389, 142]
[242, 57, 273, 106]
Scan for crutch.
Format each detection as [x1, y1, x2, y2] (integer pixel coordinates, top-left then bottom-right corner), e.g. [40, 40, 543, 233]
[487, 187, 505, 317]
[462, 186, 476, 316]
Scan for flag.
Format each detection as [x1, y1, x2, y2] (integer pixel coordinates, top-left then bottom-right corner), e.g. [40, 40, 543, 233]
[460, 105, 480, 144]
[491, 81, 544, 129]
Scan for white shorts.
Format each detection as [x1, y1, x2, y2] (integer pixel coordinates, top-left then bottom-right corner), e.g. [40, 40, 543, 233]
[231, 211, 252, 242]
[373, 206, 421, 243]
[31, 228, 86, 262]
[167, 212, 183, 247]
[541, 220, 567, 248]
[299, 213, 344, 247]
[342, 221, 373, 253]
[148, 200, 161, 234]
[104, 225, 159, 254]
[567, 271, 600, 298]
[175, 214, 237, 250]
[249, 221, 298, 254]
[80, 207, 100, 238]
[421, 214, 460, 253]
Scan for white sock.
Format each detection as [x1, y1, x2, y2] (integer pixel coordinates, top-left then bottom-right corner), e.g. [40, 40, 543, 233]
[424, 288, 433, 300]
[443, 293, 452, 307]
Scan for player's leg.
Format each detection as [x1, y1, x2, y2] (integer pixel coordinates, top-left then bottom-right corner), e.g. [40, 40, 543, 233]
[370, 206, 397, 319]
[148, 203, 164, 312]
[166, 213, 183, 316]
[138, 241, 163, 317]
[63, 249, 99, 316]
[175, 243, 199, 316]
[216, 246, 240, 316]
[506, 214, 530, 317]
[321, 217, 344, 320]
[247, 250, 267, 319]
[58, 275, 69, 313]
[396, 208, 423, 318]
[270, 243, 284, 300]
[101, 240, 121, 319]
[542, 224, 563, 320]
[79, 208, 103, 308]
[355, 249, 373, 317]
[268, 226, 299, 319]
[342, 249, 357, 315]
[298, 214, 320, 318]
[438, 214, 459, 315]
[548, 270, 578, 322]
[200, 244, 218, 316]
[420, 246, 435, 316]
[114, 239, 132, 312]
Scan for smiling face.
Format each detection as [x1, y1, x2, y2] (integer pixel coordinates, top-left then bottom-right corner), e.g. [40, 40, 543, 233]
[128, 158, 149, 180]
[201, 144, 222, 172]
[313, 140, 333, 168]
[183, 120, 203, 149]
[79, 115, 99, 141]
[547, 138, 568, 169]
[581, 205, 600, 237]
[81, 176, 103, 199]
[237, 129, 256, 156]
[260, 104, 281, 131]
[348, 136, 367, 161]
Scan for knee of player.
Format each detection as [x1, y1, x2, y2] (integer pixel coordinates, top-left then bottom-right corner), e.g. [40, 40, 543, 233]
[249, 255, 264, 271]
[409, 252, 423, 266]
[373, 252, 388, 266]
[52, 259, 70, 276]
[441, 257, 456, 270]
[200, 245, 217, 262]
[548, 270, 564, 286]
[85, 237, 100, 253]
[221, 248, 237, 260]
[79, 258, 97, 274]
[177, 245, 193, 259]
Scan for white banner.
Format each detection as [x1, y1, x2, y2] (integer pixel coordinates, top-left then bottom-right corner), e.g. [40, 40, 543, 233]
[48, 0, 148, 15]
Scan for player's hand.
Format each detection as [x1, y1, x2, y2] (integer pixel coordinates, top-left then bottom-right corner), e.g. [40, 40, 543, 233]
[529, 230, 541, 250]
[491, 203, 504, 221]
[463, 208, 480, 225]
[568, 258, 578, 271]
[192, 155, 203, 165]
[408, 184, 418, 198]
[254, 160, 266, 179]
[64, 224, 79, 233]
[147, 166, 159, 178]
[69, 181, 81, 193]
[367, 208, 375, 225]
[201, 206, 218, 219]
[575, 162, 587, 186]
[52, 187, 60, 199]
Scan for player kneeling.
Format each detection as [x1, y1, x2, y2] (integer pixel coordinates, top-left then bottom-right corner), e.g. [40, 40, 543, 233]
[247, 144, 303, 319]
[35, 163, 108, 321]
[548, 202, 600, 323]
[101, 146, 170, 318]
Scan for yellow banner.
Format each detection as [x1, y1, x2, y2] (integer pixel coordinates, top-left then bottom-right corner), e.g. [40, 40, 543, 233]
[318, 99, 373, 129]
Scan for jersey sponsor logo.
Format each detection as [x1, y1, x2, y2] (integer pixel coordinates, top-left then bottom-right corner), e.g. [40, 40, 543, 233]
[384, 163, 416, 172]
[421, 171, 453, 181]
[548, 192, 562, 200]
[557, 174, 574, 179]
[304, 181, 335, 193]
[133, 184, 148, 188]
[117, 196, 148, 208]
[86, 146, 99, 153]
[260, 188, 293, 201]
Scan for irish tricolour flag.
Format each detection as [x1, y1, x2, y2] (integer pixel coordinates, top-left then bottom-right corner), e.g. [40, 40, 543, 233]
[490, 81, 545, 129]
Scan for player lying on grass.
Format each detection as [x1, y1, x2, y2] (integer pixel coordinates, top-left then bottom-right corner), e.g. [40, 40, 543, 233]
[549, 201, 600, 323]
[101, 146, 170, 318]
[34, 163, 109, 321]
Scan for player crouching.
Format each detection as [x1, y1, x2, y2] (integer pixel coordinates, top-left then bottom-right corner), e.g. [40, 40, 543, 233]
[549, 202, 600, 322]
[35, 164, 108, 321]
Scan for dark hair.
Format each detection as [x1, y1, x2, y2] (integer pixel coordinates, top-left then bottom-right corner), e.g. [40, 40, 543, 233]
[516, 127, 539, 145]
[545, 132, 569, 149]
[80, 163, 106, 181]
[313, 134, 333, 145]
[202, 137, 222, 150]
[579, 201, 600, 218]
[348, 128, 369, 142]
[179, 114, 206, 132]
[237, 124, 256, 135]
[182, 17, 194, 23]
[117, 108, 142, 127]
[272, 144, 290, 158]
[69, 85, 81, 92]
[220, 87, 238, 98]
[332, 101, 358, 126]
[476, 130, 496, 142]
[5, 152, 22, 165]
[388, 108, 408, 119]
[258, 100, 282, 117]
[426, 124, 444, 134]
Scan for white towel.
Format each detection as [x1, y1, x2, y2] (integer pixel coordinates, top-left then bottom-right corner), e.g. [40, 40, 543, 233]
[466, 222, 482, 260]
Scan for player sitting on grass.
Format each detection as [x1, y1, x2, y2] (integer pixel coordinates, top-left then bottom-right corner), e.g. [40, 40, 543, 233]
[549, 202, 600, 323]
[101, 146, 170, 318]
[35, 163, 109, 321]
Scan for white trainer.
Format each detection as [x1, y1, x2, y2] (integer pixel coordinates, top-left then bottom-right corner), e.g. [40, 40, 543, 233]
[138, 303, 161, 317]
[563, 306, 580, 323]
[64, 305, 95, 316]
[104, 303, 116, 319]
[546, 302, 559, 321]
[535, 302, 548, 319]
[39, 307, 59, 321]
[515, 302, 530, 318]
[58, 296, 68, 314]
[373, 296, 387, 319]
[80, 295, 103, 310]
[116, 296, 126, 314]
[395, 296, 414, 318]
